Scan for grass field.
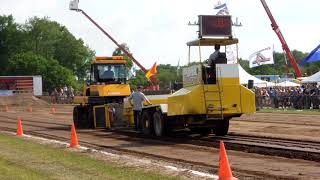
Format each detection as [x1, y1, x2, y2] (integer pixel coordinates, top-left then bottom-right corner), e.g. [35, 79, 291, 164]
[0, 134, 179, 180]
[257, 108, 320, 115]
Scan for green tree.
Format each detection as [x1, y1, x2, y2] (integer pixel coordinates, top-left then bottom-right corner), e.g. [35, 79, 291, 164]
[303, 62, 320, 76]
[128, 64, 181, 90]
[239, 58, 250, 72]
[295, 49, 320, 76]
[6, 52, 78, 92]
[156, 64, 179, 89]
[0, 15, 95, 91]
[292, 50, 308, 64]
[112, 43, 133, 69]
[128, 70, 148, 89]
[23, 17, 94, 80]
[0, 15, 25, 74]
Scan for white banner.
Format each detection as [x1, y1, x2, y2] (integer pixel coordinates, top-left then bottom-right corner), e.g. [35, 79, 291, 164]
[226, 45, 237, 64]
[248, 47, 274, 68]
[182, 64, 202, 86]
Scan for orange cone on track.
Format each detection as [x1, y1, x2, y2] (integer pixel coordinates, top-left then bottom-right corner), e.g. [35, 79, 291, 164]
[69, 124, 79, 148]
[218, 141, 238, 180]
[27, 106, 33, 112]
[16, 117, 23, 136]
[50, 107, 56, 114]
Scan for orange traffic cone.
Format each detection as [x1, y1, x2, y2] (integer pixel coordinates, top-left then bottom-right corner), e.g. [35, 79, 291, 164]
[69, 124, 79, 148]
[218, 141, 238, 180]
[27, 106, 33, 112]
[16, 117, 23, 136]
[50, 107, 56, 114]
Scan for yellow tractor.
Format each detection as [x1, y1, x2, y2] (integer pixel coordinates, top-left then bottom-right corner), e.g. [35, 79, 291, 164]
[73, 56, 131, 128]
[131, 15, 256, 136]
[135, 37, 256, 136]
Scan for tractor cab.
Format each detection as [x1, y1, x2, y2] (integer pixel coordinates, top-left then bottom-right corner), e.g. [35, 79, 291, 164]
[80, 56, 131, 98]
[182, 15, 240, 86]
[186, 38, 239, 85]
[89, 56, 127, 85]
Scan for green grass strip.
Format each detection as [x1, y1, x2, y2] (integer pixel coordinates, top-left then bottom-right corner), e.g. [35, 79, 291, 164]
[0, 134, 179, 180]
[0, 157, 49, 180]
[257, 108, 320, 115]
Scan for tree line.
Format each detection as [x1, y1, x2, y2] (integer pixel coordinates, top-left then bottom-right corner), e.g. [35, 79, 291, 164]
[1, 15, 319, 92]
[128, 50, 320, 89]
[0, 15, 94, 92]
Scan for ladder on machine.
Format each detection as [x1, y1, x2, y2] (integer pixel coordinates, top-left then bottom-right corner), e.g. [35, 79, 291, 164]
[203, 66, 224, 120]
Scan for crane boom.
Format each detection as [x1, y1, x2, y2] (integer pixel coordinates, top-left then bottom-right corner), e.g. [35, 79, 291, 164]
[79, 10, 148, 73]
[72, 8, 158, 87]
[260, 0, 302, 77]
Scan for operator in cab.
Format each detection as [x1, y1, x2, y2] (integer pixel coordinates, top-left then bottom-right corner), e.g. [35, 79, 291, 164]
[208, 44, 220, 66]
[102, 66, 115, 80]
[206, 44, 221, 84]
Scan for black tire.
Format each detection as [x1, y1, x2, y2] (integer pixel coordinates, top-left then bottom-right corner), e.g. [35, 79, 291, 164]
[73, 106, 93, 129]
[153, 110, 166, 137]
[87, 106, 94, 128]
[214, 118, 230, 136]
[141, 110, 153, 135]
[73, 106, 80, 127]
[73, 106, 86, 128]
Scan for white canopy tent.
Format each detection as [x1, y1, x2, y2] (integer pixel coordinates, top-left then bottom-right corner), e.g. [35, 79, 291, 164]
[276, 81, 300, 87]
[301, 71, 320, 83]
[238, 65, 275, 87]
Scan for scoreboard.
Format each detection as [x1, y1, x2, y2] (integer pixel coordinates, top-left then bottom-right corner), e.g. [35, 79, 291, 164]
[199, 15, 232, 37]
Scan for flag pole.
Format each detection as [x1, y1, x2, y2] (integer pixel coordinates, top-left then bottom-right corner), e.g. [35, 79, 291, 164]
[272, 44, 276, 84]
[236, 43, 239, 64]
[177, 59, 180, 77]
[283, 50, 289, 79]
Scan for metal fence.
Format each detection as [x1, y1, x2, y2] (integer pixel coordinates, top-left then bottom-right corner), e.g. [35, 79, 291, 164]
[35, 94, 74, 104]
[49, 94, 74, 104]
[256, 95, 320, 110]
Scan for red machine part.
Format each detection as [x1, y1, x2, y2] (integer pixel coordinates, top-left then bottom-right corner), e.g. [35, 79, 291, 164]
[260, 0, 302, 77]
[77, 10, 159, 87]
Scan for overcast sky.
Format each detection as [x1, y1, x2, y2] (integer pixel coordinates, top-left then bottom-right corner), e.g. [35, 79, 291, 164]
[1, 0, 320, 68]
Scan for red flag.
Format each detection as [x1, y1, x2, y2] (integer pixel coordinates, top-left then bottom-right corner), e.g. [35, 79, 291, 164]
[145, 63, 157, 80]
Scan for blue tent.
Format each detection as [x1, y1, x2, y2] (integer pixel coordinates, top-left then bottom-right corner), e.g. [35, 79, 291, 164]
[300, 44, 320, 66]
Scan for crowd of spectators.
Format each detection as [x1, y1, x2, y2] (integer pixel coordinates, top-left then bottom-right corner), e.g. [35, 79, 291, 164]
[47, 83, 320, 109]
[254, 84, 320, 110]
[50, 85, 74, 104]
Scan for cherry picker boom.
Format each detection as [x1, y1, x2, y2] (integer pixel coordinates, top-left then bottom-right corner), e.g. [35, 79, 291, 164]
[260, 0, 302, 77]
[69, 0, 159, 88]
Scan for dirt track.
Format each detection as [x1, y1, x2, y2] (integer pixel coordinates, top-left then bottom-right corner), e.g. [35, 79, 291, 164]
[0, 104, 320, 179]
[232, 113, 320, 142]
